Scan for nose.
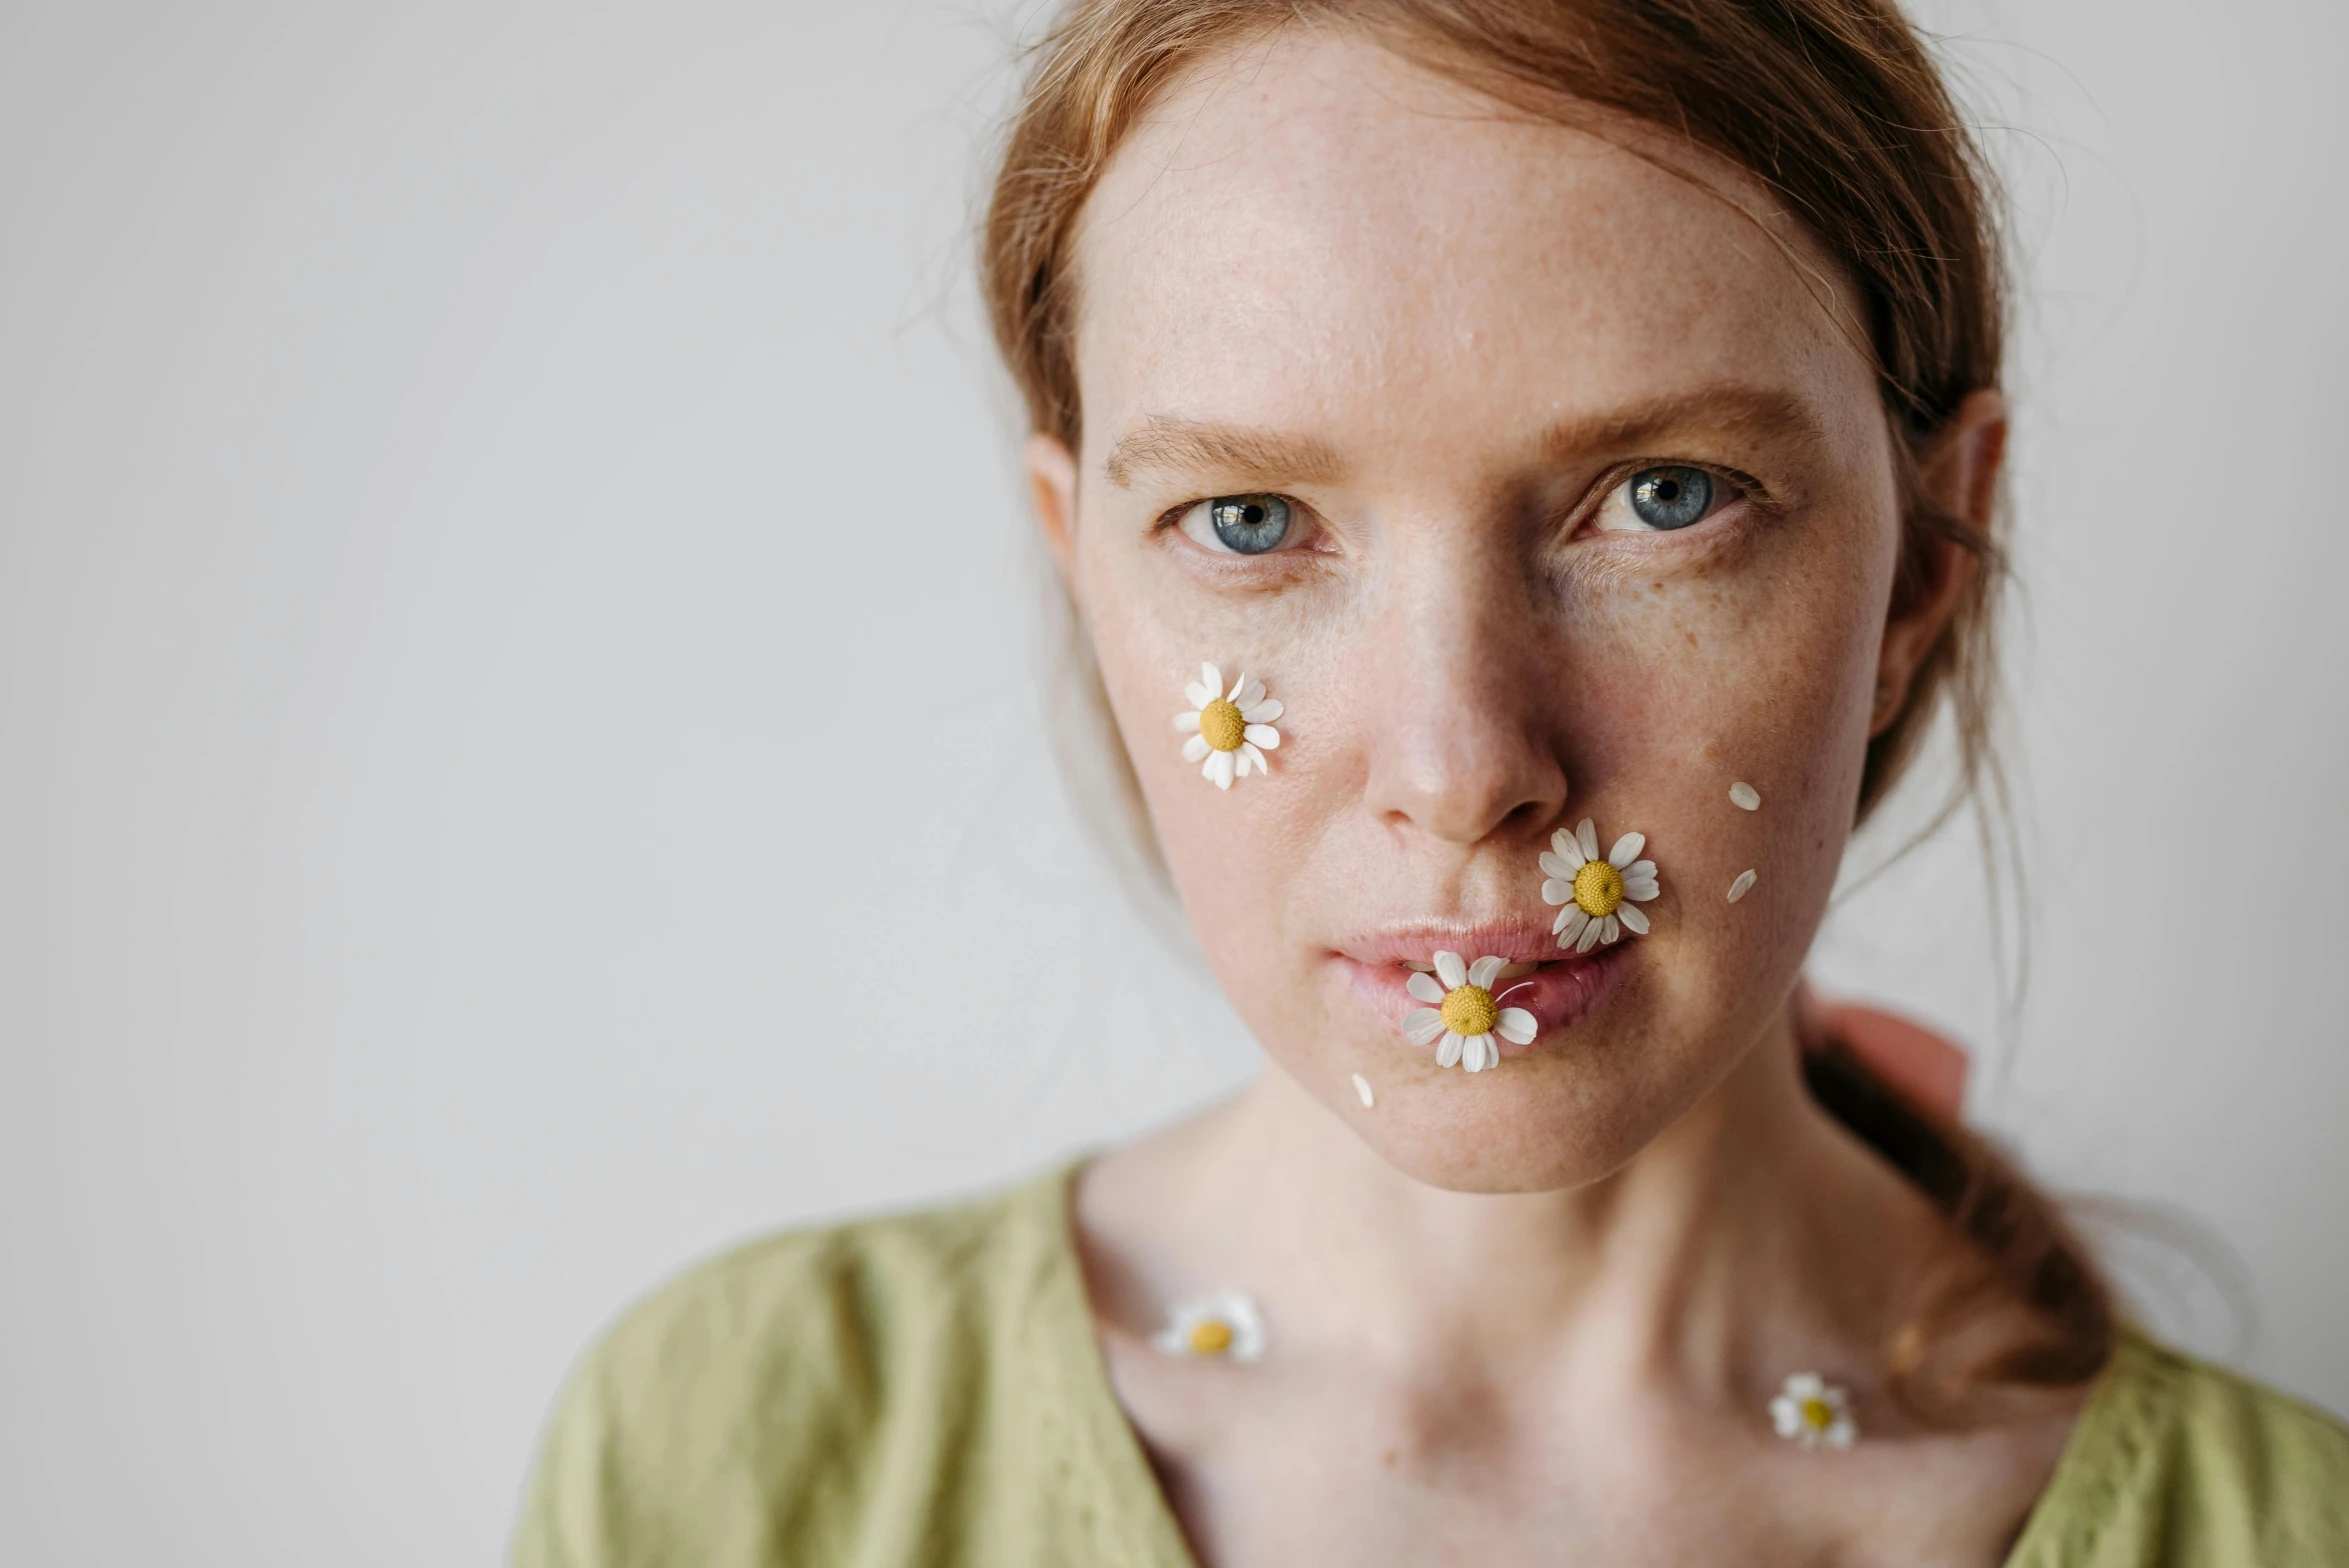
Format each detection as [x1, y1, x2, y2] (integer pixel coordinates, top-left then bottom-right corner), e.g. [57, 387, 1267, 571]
[1356, 536, 1569, 846]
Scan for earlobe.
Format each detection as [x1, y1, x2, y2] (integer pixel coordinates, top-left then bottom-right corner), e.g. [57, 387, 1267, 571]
[1870, 389, 2005, 736]
[1025, 433, 1081, 578]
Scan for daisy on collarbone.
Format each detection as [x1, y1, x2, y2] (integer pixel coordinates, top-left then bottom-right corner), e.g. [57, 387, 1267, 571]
[1154, 1293, 1267, 1363]
[1173, 663, 1283, 789]
[1403, 951, 1538, 1073]
[1541, 818, 1661, 953]
[1770, 1372, 1859, 1450]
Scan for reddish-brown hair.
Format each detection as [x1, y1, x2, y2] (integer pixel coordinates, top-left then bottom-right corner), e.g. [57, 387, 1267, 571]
[981, 0, 2112, 1408]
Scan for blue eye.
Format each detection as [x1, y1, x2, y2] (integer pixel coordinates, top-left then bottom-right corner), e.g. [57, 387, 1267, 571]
[1205, 494, 1292, 554]
[1628, 467, 1712, 530]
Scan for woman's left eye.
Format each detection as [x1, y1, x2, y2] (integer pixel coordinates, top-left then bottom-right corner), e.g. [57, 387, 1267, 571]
[1589, 465, 1731, 533]
[1177, 494, 1302, 556]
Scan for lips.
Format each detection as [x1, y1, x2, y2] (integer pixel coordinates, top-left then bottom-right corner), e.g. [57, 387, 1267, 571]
[1334, 920, 1628, 1058]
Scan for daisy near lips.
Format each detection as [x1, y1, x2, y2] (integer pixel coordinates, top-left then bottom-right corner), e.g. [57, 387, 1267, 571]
[1403, 951, 1539, 1073]
[1173, 663, 1282, 789]
[1541, 818, 1661, 952]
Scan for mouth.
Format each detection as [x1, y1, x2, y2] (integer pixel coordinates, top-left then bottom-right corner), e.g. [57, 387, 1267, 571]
[1333, 919, 1630, 1060]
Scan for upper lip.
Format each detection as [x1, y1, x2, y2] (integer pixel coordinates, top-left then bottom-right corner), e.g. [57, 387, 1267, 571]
[1333, 918, 1574, 969]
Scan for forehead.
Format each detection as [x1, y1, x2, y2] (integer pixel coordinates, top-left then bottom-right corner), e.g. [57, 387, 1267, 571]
[1070, 29, 1875, 465]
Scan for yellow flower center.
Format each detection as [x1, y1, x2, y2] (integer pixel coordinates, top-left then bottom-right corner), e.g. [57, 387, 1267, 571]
[1801, 1397, 1835, 1431]
[1199, 697, 1247, 752]
[1439, 983, 1498, 1037]
[1188, 1318, 1235, 1355]
[1573, 859, 1624, 917]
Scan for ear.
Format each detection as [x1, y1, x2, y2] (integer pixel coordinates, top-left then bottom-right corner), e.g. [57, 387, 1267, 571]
[1025, 433, 1081, 579]
[1872, 389, 2005, 736]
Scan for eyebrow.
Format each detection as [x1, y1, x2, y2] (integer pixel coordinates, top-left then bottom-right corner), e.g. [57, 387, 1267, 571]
[1101, 383, 1829, 490]
[1103, 417, 1345, 489]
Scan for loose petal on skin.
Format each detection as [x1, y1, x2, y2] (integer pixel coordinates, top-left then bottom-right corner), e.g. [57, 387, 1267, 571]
[1619, 903, 1650, 935]
[1730, 781, 1762, 811]
[1576, 819, 1601, 862]
[1405, 1009, 1447, 1045]
[1436, 1033, 1464, 1068]
[1496, 1008, 1538, 1045]
[1434, 951, 1468, 990]
[1467, 956, 1505, 988]
[1174, 710, 1202, 733]
[1609, 833, 1646, 865]
[1406, 972, 1447, 1005]
[1728, 869, 1758, 903]
[1244, 724, 1280, 749]
[1352, 1073, 1375, 1108]
[1549, 832, 1587, 872]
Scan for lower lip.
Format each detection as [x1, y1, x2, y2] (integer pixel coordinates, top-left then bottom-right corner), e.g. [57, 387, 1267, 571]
[1340, 946, 1630, 1059]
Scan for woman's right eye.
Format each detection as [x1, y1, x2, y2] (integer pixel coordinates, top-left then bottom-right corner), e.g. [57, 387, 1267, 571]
[1177, 494, 1300, 556]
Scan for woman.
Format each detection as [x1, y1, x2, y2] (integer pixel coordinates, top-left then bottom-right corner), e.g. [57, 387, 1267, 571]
[513, 2, 2349, 1562]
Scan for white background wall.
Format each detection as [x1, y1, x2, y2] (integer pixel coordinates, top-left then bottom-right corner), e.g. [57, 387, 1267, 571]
[2, 2, 2341, 1561]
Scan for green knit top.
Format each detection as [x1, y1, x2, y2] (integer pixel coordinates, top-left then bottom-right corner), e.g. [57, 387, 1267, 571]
[512, 1165, 2349, 1567]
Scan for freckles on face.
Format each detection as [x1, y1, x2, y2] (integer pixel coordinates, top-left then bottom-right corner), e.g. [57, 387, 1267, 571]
[1056, 32, 1903, 1190]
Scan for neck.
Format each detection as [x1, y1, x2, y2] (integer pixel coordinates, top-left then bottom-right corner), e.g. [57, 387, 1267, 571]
[1079, 1004, 1943, 1400]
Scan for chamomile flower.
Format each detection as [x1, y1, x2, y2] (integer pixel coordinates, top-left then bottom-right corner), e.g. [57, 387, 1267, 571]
[1770, 1372, 1859, 1450]
[1173, 663, 1283, 790]
[1403, 950, 1538, 1073]
[1541, 818, 1661, 953]
[1153, 1292, 1267, 1362]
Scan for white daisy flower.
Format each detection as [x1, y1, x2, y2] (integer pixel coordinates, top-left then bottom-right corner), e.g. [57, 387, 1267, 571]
[1402, 950, 1538, 1073]
[1540, 818, 1661, 953]
[1770, 1372, 1858, 1450]
[1173, 663, 1283, 790]
[1153, 1292, 1267, 1362]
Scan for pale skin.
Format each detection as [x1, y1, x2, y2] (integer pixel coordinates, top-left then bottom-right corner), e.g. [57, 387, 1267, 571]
[1025, 31, 2074, 1568]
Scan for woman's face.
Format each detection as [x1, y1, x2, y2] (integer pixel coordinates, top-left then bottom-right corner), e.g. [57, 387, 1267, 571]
[1032, 32, 1971, 1193]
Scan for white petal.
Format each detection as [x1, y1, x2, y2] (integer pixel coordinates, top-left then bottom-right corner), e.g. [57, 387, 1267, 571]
[1467, 955, 1504, 989]
[1433, 951, 1467, 989]
[1240, 698, 1283, 724]
[1539, 851, 1574, 879]
[1575, 917, 1603, 954]
[1771, 1398, 1802, 1436]
[1243, 724, 1280, 749]
[1576, 819, 1600, 861]
[1232, 677, 1265, 709]
[1209, 749, 1235, 789]
[1406, 972, 1447, 1005]
[1351, 1073, 1375, 1108]
[1436, 1032, 1463, 1068]
[1182, 734, 1211, 763]
[1542, 878, 1573, 906]
[1624, 878, 1661, 901]
[1608, 832, 1645, 867]
[1785, 1373, 1824, 1398]
[1404, 1009, 1448, 1045]
[1173, 709, 1202, 733]
[1624, 859, 1656, 880]
[1184, 682, 1214, 710]
[1730, 781, 1761, 811]
[1600, 915, 1620, 944]
[1617, 902, 1649, 935]
[1727, 869, 1757, 903]
[1826, 1421, 1855, 1450]
[1460, 1038, 1482, 1072]
[1199, 662, 1223, 698]
[1496, 1008, 1537, 1045]
[1239, 742, 1266, 776]
[1550, 829, 1587, 870]
[1555, 908, 1590, 946]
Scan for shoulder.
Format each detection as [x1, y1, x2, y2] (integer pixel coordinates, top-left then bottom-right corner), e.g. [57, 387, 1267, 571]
[2019, 1329, 2349, 1566]
[511, 1164, 1103, 1568]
